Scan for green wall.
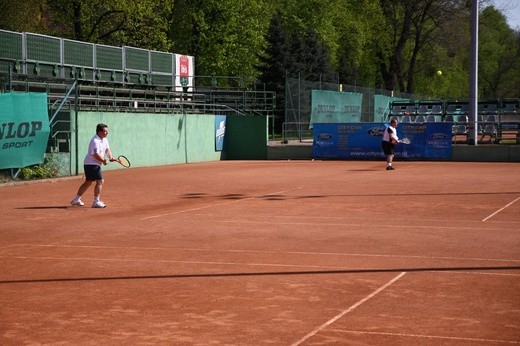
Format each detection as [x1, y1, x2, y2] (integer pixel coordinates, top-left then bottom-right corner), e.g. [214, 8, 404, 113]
[225, 115, 268, 160]
[70, 111, 268, 174]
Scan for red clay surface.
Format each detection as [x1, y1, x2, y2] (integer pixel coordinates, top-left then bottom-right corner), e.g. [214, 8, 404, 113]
[1, 160, 519, 345]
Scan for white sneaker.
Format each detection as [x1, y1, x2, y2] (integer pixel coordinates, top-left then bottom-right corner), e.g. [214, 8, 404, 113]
[71, 198, 84, 206]
[92, 200, 106, 208]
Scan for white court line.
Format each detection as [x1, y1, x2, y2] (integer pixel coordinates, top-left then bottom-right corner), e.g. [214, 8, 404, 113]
[213, 219, 520, 232]
[4, 244, 520, 264]
[2, 256, 518, 278]
[482, 196, 520, 222]
[140, 186, 302, 220]
[290, 272, 406, 346]
[331, 330, 519, 344]
[0, 255, 362, 270]
[151, 212, 520, 225]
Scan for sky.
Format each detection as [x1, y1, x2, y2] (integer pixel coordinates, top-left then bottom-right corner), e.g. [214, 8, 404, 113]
[490, 0, 520, 28]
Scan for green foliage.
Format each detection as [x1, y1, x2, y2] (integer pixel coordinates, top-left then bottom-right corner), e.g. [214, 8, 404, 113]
[45, 0, 173, 50]
[478, 6, 520, 98]
[19, 156, 59, 181]
[170, 0, 271, 85]
[0, 0, 518, 99]
[0, 0, 48, 32]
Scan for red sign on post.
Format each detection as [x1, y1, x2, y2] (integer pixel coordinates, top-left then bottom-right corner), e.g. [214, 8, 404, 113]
[179, 56, 189, 77]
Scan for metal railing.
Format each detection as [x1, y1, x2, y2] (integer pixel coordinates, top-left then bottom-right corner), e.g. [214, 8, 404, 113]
[282, 122, 313, 143]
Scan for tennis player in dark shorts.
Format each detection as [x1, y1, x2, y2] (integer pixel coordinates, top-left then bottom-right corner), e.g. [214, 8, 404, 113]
[381, 140, 395, 156]
[381, 118, 402, 170]
[83, 164, 103, 181]
[70, 123, 115, 208]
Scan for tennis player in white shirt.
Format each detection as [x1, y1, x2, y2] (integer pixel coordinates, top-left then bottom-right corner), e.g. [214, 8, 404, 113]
[71, 123, 115, 208]
[381, 118, 403, 170]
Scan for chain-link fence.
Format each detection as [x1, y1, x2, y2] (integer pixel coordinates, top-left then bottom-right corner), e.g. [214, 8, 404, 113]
[283, 76, 418, 141]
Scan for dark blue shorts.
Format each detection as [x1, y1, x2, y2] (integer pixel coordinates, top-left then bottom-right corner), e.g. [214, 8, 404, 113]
[84, 165, 103, 181]
[381, 141, 396, 155]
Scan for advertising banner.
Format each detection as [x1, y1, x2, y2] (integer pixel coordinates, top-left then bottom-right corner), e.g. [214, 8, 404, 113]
[373, 95, 409, 122]
[174, 54, 195, 92]
[0, 93, 50, 169]
[312, 122, 452, 159]
[215, 115, 226, 151]
[310, 90, 363, 126]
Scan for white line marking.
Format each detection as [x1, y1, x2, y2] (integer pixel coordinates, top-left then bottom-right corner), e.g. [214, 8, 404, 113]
[0, 256, 362, 270]
[290, 272, 406, 346]
[212, 218, 520, 232]
[482, 196, 520, 222]
[3, 244, 520, 264]
[332, 330, 520, 344]
[140, 186, 302, 220]
[154, 212, 520, 226]
[2, 256, 518, 278]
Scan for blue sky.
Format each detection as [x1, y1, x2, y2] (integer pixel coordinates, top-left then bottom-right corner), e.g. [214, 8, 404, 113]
[490, 0, 520, 28]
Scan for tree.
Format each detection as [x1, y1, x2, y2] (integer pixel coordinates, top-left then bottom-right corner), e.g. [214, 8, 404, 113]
[0, 0, 48, 33]
[169, 0, 272, 86]
[258, 14, 290, 90]
[375, 0, 467, 94]
[479, 5, 520, 98]
[45, 0, 173, 50]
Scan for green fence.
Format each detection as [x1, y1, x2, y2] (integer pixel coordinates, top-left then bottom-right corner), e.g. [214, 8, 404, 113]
[0, 29, 183, 87]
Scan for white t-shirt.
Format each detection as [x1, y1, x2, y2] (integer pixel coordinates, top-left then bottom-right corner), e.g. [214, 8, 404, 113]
[383, 125, 399, 143]
[84, 135, 110, 165]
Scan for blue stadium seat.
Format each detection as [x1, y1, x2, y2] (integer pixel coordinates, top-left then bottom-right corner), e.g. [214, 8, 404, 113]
[426, 115, 436, 122]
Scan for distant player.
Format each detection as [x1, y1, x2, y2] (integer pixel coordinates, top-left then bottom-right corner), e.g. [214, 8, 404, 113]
[381, 118, 403, 170]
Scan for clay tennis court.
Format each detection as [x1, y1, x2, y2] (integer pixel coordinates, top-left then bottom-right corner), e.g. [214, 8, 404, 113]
[1, 160, 519, 345]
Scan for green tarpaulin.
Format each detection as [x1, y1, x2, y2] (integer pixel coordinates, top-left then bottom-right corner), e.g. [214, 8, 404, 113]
[310, 90, 363, 126]
[0, 93, 50, 169]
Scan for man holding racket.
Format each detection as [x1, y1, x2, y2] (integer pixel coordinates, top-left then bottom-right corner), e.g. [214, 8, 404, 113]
[381, 118, 403, 170]
[71, 123, 115, 208]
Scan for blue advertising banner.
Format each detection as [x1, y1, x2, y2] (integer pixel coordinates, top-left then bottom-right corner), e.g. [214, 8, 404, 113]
[214, 115, 226, 151]
[0, 93, 50, 169]
[312, 122, 452, 159]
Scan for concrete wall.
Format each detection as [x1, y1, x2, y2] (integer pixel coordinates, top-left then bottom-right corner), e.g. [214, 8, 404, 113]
[266, 143, 520, 162]
[451, 145, 520, 162]
[71, 112, 224, 174]
[68, 112, 269, 175]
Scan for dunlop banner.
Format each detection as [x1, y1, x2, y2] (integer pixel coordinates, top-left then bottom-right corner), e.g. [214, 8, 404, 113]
[373, 95, 409, 122]
[0, 93, 50, 169]
[310, 90, 363, 126]
[312, 122, 452, 159]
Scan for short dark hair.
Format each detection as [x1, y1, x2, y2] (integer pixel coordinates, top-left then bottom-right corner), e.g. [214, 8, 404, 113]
[390, 118, 398, 125]
[96, 123, 108, 133]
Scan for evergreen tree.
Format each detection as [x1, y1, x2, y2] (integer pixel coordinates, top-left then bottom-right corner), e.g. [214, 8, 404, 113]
[258, 14, 290, 92]
[258, 14, 292, 132]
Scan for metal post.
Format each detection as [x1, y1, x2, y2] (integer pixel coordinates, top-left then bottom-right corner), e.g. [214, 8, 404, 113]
[297, 73, 301, 141]
[74, 79, 79, 175]
[468, 0, 479, 145]
[8, 65, 12, 92]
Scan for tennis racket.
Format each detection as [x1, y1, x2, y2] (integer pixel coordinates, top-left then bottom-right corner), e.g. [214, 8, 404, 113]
[111, 155, 131, 168]
[401, 138, 411, 144]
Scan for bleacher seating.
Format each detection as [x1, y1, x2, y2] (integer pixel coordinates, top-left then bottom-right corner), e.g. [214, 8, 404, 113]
[415, 115, 425, 123]
[389, 98, 519, 144]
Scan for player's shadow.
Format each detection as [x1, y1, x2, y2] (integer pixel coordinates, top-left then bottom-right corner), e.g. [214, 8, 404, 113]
[1, 265, 519, 285]
[16, 206, 70, 210]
